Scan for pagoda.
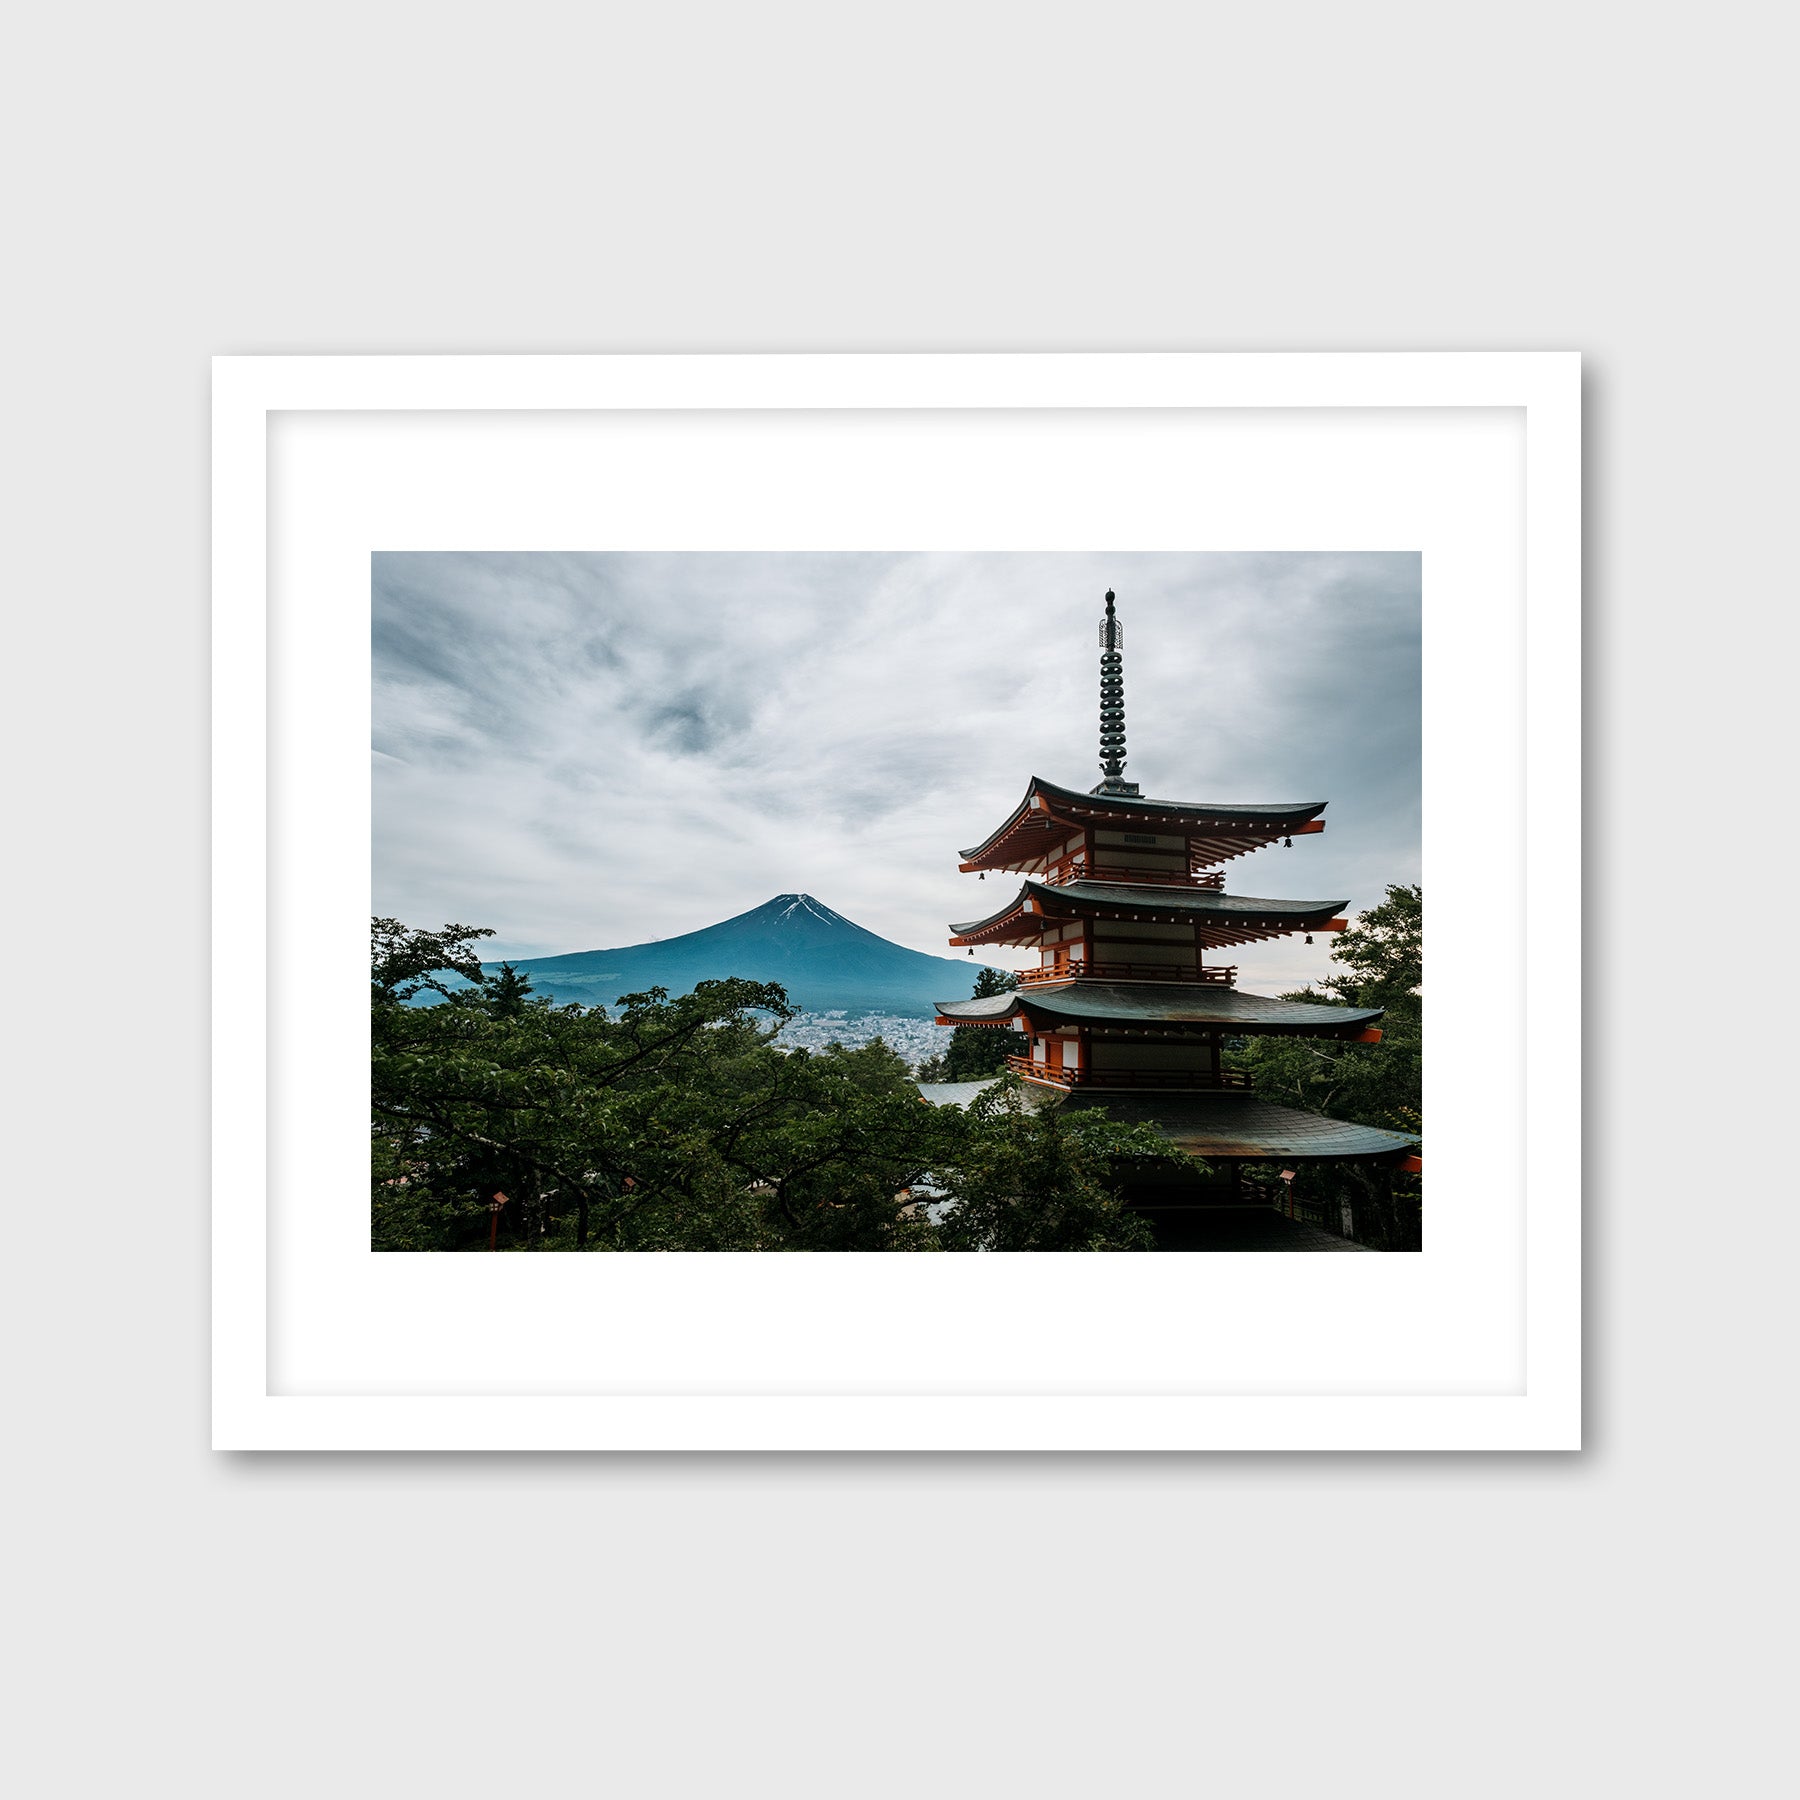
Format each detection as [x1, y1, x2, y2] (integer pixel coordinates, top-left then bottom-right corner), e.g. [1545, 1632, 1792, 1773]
[934, 589, 1420, 1223]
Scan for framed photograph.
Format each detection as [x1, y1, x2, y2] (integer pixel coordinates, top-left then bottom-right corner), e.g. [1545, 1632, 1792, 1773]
[214, 352, 1579, 1450]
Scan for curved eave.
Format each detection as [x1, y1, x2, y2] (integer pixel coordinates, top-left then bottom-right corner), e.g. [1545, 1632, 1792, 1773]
[948, 880, 1350, 949]
[956, 777, 1329, 872]
[1029, 775, 1329, 823]
[935, 985, 1384, 1039]
[954, 782, 1060, 869]
[934, 990, 1027, 1029]
[1058, 1092, 1420, 1163]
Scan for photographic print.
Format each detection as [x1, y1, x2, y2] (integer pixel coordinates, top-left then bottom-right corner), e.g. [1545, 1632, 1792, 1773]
[372, 551, 1422, 1254]
[217, 353, 1573, 1448]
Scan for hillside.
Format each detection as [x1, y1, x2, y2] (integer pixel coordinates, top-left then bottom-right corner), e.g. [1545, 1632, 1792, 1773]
[479, 893, 1000, 1017]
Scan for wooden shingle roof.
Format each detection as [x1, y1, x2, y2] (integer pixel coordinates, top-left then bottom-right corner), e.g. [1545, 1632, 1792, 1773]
[1058, 1092, 1419, 1162]
[949, 879, 1348, 948]
[934, 983, 1383, 1037]
[958, 775, 1327, 872]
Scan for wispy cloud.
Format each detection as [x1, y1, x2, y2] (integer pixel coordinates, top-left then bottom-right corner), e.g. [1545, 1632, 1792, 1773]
[373, 552, 1420, 992]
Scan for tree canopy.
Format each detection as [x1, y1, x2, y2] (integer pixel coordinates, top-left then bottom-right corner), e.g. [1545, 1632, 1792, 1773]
[372, 919, 1169, 1252]
[371, 890, 1420, 1253]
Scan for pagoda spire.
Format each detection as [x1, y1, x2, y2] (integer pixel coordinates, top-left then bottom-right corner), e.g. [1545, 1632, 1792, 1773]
[1091, 589, 1141, 797]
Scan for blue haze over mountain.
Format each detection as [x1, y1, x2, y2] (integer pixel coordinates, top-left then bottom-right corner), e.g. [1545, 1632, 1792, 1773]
[475, 894, 998, 1016]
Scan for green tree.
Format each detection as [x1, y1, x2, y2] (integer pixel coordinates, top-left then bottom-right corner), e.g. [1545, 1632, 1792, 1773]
[373, 958, 845, 1249]
[483, 961, 535, 1019]
[372, 922, 963, 1251]
[1329, 881, 1421, 1007]
[929, 1078, 1190, 1252]
[371, 916, 494, 1004]
[1225, 883, 1423, 1250]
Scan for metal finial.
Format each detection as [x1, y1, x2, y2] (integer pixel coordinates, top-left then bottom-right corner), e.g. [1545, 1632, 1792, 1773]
[1091, 588, 1139, 797]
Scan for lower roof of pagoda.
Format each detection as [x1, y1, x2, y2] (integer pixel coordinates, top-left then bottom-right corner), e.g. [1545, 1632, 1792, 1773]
[934, 983, 1383, 1038]
[948, 878, 1349, 948]
[1056, 1092, 1419, 1163]
[958, 776, 1327, 872]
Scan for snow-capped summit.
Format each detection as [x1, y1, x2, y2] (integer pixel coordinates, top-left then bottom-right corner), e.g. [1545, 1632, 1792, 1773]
[478, 894, 998, 1016]
[769, 893, 851, 926]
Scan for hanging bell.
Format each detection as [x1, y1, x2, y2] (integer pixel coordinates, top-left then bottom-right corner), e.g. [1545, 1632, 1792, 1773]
[1304, 934, 1314, 945]
[968, 947, 974, 955]
[979, 872, 985, 879]
[1284, 837, 1292, 848]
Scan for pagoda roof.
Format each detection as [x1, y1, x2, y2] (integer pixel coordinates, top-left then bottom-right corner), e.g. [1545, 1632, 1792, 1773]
[935, 983, 1383, 1038]
[959, 776, 1327, 872]
[948, 879, 1348, 948]
[1057, 1092, 1419, 1162]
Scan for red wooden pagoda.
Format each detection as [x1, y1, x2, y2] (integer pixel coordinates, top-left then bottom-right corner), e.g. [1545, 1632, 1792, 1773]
[935, 590, 1420, 1187]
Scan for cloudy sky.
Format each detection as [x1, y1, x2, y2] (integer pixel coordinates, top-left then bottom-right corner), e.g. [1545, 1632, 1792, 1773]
[373, 552, 1420, 992]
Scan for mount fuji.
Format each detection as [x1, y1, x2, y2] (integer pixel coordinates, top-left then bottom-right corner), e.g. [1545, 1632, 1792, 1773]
[479, 894, 1000, 1017]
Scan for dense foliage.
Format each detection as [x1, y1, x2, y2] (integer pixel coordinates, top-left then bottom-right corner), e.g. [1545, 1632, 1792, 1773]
[372, 919, 1178, 1252]
[1225, 883, 1424, 1250]
[915, 966, 1021, 1083]
[931, 1082, 1160, 1251]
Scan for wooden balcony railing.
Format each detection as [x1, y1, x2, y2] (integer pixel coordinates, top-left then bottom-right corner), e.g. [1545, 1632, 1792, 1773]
[1016, 958, 1237, 987]
[1005, 1055, 1253, 1092]
[1043, 854, 1225, 890]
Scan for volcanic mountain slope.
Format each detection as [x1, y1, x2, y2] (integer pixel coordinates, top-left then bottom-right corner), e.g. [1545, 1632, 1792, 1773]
[482, 894, 999, 1017]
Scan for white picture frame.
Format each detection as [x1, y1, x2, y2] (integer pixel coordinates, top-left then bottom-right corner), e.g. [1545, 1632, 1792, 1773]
[214, 352, 1580, 1451]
